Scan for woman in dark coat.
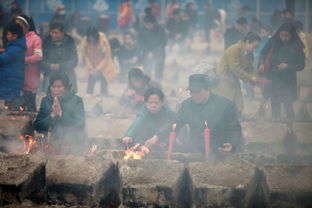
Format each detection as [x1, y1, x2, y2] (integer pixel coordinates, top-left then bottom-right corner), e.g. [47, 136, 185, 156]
[34, 71, 86, 155]
[259, 23, 305, 120]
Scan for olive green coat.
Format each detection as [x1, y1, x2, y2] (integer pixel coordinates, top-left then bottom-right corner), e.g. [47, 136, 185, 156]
[214, 42, 255, 112]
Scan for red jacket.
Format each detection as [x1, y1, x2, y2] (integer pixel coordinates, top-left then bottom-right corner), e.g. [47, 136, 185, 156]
[24, 31, 42, 93]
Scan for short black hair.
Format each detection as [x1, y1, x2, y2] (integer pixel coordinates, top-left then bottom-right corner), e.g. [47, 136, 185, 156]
[109, 38, 121, 49]
[128, 68, 144, 81]
[144, 87, 164, 102]
[6, 23, 23, 39]
[236, 17, 248, 25]
[49, 71, 70, 89]
[243, 32, 261, 43]
[86, 26, 99, 44]
[50, 22, 64, 32]
[261, 24, 272, 33]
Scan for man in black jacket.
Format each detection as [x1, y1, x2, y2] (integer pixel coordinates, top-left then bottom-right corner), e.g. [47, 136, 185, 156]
[138, 15, 167, 81]
[41, 22, 78, 92]
[224, 17, 248, 49]
[156, 74, 244, 159]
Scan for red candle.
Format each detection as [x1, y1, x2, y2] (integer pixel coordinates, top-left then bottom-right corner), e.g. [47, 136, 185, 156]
[204, 121, 210, 161]
[168, 123, 177, 160]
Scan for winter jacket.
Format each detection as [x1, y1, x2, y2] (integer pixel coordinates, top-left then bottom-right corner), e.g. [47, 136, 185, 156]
[81, 32, 117, 82]
[215, 42, 255, 112]
[138, 24, 167, 54]
[259, 38, 305, 100]
[24, 31, 42, 93]
[0, 37, 26, 101]
[125, 105, 175, 144]
[157, 94, 244, 155]
[41, 34, 78, 91]
[34, 89, 86, 154]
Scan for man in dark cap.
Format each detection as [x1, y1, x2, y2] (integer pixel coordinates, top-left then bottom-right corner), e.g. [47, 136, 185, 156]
[155, 74, 244, 159]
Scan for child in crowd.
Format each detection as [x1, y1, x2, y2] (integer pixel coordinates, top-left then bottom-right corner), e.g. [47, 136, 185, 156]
[15, 14, 42, 112]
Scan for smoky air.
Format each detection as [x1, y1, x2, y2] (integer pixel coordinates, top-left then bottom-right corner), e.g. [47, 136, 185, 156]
[0, 0, 311, 207]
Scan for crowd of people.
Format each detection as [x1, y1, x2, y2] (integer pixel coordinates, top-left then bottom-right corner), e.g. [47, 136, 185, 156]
[0, 1, 310, 157]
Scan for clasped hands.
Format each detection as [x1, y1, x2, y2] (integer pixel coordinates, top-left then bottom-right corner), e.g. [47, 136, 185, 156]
[51, 96, 62, 119]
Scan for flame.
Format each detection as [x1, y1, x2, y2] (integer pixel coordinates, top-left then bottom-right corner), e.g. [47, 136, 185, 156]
[172, 123, 177, 131]
[19, 106, 24, 114]
[124, 143, 149, 160]
[4, 105, 8, 110]
[19, 133, 37, 154]
[178, 87, 183, 94]
[205, 121, 208, 128]
[90, 144, 97, 155]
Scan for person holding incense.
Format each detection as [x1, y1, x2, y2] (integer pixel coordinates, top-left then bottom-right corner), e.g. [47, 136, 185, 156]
[122, 87, 175, 149]
[157, 73, 244, 159]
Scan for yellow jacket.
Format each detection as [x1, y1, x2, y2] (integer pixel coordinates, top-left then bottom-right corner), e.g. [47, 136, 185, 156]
[81, 32, 118, 82]
[217, 42, 255, 84]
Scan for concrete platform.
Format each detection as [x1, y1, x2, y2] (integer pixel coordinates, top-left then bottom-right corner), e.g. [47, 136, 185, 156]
[46, 155, 119, 207]
[189, 162, 261, 208]
[0, 154, 46, 205]
[263, 164, 312, 208]
[241, 122, 289, 154]
[119, 159, 189, 207]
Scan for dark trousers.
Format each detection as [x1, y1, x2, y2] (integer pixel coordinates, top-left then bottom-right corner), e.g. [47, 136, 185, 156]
[22, 90, 37, 112]
[86, 71, 108, 95]
[271, 96, 294, 120]
[143, 48, 166, 80]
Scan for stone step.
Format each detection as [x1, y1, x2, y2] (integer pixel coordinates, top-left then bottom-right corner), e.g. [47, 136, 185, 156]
[119, 159, 190, 207]
[188, 162, 262, 208]
[46, 155, 120, 207]
[0, 154, 46, 205]
[297, 69, 312, 87]
[262, 164, 312, 208]
[276, 154, 312, 165]
[252, 100, 312, 121]
[241, 122, 290, 154]
[292, 122, 312, 144]
[243, 99, 261, 118]
[298, 86, 312, 102]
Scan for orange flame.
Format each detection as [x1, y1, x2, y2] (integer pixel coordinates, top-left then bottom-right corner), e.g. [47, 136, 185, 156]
[19, 133, 37, 154]
[90, 144, 97, 155]
[124, 143, 150, 160]
[205, 121, 208, 128]
[178, 87, 183, 94]
[172, 123, 177, 131]
[4, 105, 8, 110]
